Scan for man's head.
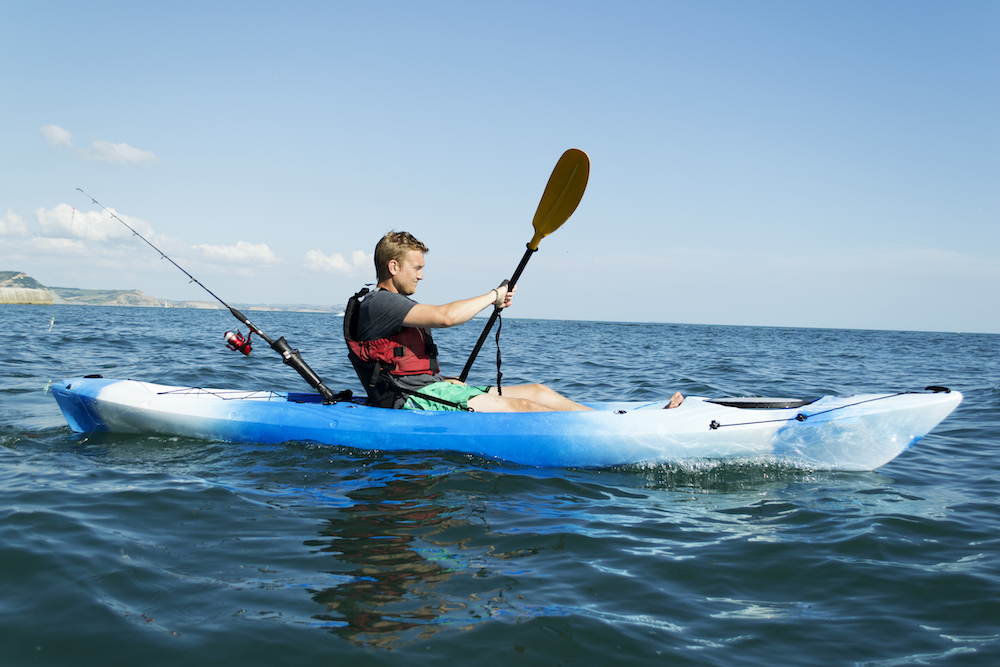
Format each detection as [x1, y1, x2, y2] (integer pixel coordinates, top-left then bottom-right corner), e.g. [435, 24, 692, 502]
[374, 231, 429, 294]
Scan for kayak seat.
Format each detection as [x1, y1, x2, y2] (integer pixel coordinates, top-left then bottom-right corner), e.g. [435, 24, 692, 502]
[343, 288, 397, 409]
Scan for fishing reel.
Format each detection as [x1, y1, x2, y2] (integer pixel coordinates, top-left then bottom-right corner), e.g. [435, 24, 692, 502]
[224, 330, 253, 356]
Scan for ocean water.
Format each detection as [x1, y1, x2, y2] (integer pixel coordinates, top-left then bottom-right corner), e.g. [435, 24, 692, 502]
[2, 304, 998, 666]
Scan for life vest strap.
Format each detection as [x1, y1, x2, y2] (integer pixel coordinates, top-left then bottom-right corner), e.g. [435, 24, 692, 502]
[353, 353, 469, 411]
[367, 361, 383, 389]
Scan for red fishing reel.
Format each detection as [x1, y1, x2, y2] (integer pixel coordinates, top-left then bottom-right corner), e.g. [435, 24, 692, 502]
[224, 330, 253, 355]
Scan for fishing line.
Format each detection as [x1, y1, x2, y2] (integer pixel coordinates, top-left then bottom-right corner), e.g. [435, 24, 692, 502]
[76, 189, 343, 403]
[78, 189, 235, 311]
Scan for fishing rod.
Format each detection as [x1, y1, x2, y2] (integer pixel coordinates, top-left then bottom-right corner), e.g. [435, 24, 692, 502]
[76, 188, 340, 403]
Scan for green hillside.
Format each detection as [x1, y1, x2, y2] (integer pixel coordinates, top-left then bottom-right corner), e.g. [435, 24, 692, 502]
[49, 286, 164, 306]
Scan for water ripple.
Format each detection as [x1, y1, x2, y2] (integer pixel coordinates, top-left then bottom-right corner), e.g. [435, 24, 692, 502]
[2, 305, 998, 665]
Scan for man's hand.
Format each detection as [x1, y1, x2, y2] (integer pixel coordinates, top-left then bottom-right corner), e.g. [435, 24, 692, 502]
[494, 281, 516, 309]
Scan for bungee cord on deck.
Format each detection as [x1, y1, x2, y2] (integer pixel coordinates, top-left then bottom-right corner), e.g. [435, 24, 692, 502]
[707, 387, 952, 430]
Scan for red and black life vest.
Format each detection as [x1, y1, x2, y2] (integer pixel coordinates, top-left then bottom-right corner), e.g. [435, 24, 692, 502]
[344, 287, 439, 407]
[347, 326, 439, 377]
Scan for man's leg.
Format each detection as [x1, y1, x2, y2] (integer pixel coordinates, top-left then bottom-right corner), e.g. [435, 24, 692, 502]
[467, 391, 550, 412]
[486, 384, 592, 411]
[467, 385, 683, 412]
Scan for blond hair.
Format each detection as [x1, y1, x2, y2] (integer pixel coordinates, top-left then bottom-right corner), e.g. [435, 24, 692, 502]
[374, 231, 429, 281]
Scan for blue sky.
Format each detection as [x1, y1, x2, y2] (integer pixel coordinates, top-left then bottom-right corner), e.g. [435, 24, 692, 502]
[2, 1, 997, 332]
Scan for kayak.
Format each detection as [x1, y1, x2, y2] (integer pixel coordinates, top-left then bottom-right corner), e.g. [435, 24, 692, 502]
[50, 376, 962, 470]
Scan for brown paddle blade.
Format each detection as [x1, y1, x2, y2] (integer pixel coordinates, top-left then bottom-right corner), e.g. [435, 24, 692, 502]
[528, 148, 590, 250]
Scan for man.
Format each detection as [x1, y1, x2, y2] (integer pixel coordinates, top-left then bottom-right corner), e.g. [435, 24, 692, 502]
[347, 231, 682, 412]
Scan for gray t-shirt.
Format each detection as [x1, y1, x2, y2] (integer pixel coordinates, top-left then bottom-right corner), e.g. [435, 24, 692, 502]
[356, 289, 443, 404]
[355, 289, 416, 340]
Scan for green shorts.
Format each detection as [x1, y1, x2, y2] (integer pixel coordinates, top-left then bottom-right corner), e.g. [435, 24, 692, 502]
[402, 382, 491, 411]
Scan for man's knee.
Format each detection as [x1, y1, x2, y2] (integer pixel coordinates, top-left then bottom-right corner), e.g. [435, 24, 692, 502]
[508, 397, 547, 412]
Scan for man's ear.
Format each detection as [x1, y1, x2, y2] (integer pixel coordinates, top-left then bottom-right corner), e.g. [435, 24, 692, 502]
[387, 258, 399, 276]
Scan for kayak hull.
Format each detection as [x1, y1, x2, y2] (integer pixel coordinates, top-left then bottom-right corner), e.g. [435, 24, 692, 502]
[50, 377, 962, 470]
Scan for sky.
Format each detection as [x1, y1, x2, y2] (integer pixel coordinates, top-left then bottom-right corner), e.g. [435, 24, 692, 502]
[2, 1, 997, 332]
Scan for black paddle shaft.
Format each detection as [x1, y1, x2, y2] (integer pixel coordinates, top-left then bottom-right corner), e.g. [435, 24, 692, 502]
[458, 245, 536, 382]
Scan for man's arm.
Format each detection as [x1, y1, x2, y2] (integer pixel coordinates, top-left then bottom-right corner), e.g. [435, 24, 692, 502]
[403, 285, 514, 329]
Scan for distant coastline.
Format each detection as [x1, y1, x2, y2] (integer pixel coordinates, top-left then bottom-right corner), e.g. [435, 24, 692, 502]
[0, 271, 344, 314]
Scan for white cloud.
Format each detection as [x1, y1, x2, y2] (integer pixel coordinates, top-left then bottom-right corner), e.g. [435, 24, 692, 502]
[90, 140, 158, 165]
[39, 124, 158, 165]
[34, 204, 154, 242]
[192, 241, 280, 264]
[1, 210, 29, 237]
[40, 124, 74, 149]
[27, 204, 278, 267]
[25, 237, 90, 255]
[304, 249, 371, 275]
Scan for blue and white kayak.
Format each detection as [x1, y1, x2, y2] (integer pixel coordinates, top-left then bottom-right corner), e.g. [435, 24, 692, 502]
[50, 377, 961, 470]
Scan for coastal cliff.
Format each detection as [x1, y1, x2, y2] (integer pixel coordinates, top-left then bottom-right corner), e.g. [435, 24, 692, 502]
[0, 272, 54, 305]
[0, 271, 344, 313]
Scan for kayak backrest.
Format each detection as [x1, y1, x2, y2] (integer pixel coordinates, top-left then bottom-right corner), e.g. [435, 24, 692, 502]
[343, 288, 397, 409]
[343, 287, 368, 342]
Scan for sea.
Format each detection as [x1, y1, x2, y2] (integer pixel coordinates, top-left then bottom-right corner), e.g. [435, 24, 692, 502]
[2, 304, 998, 666]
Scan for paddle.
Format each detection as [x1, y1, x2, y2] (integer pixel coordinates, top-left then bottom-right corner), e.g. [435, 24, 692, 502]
[458, 148, 590, 382]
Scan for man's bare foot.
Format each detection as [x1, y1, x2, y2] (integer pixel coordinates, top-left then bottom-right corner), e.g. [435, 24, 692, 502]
[664, 391, 684, 409]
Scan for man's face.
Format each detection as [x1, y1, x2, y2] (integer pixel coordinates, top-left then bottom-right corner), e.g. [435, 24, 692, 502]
[391, 249, 424, 295]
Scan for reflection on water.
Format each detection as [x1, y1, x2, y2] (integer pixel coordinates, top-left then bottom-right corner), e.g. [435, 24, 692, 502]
[299, 458, 846, 648]
[306, 462, 481, 647]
